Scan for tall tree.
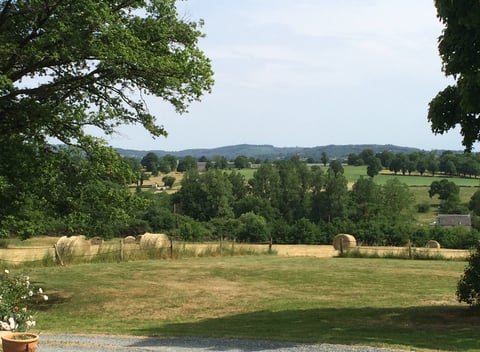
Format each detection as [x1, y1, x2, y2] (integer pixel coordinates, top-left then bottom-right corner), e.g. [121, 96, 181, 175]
[0, 0, 214, 148]
[468, 190, 480, 216]
[0, 0, 213, 238]
[429, 179, 462, 213]
[428, 1, 480, 151]
[318, 167, 349, 222]
[381, 178, 414, 223]
[173, 169, 233, 221]
[328, 160, 344, 176]
[320, 152, 329, 166]
[426, 152, 440, 176]
[249, 163, 280, 203]
[378, 150, 394, 169]
[176, 155, 198, 172]
[275, 158, 311, 222]
[439, 151, 458, 176]
[213, 156, 228, 169]
[350, 177, 381, 222]
[390, 153, 408, 175]
[141, 152, 160, 175]
[366, 157, 382, 177]
[123, 156, 145, 188]
[234, 155, 250, 169]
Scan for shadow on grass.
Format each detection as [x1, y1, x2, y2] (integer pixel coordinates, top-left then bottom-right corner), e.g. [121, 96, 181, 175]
[133, 305, 480, 351]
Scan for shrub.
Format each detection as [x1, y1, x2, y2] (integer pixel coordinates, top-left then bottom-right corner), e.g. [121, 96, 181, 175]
[237, 212, 269, 243]
[0, 270, 48, 332]
[457, 242, 480, 308]
[417, 203, 430, 213]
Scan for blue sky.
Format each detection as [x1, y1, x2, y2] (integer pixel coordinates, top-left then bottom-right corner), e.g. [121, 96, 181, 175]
[99, 0, 473, 152]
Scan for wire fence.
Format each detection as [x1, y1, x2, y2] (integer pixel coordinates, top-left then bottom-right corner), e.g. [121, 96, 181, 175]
[0, 238, 276, 266]
[0, 238, 471, 266]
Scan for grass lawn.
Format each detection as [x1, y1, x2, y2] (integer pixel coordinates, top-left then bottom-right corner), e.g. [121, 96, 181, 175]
[27, 256, 480, 351]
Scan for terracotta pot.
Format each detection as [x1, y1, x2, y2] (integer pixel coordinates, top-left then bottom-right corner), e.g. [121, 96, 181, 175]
[1, 332, 38, 352]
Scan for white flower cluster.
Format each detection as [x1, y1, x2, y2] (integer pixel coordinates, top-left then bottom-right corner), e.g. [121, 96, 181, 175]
[0, 269, 48, 332]
[0, 316, 35, 331]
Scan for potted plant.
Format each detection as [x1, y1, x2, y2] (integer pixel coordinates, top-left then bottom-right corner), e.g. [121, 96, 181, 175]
[0, 270, 48, 352]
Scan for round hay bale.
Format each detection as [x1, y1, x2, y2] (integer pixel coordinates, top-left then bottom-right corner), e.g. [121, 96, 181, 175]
[124, 236, 136, 244]
[333, 234, 356, 251]
[139, 233, 170, 249]
[90, 236, 104, 245]
[426, 240, 441, 249]
[55, 235, 90, 257]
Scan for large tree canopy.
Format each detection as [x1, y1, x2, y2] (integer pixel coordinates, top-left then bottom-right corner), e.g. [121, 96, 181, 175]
[0, 0, 214, 147]
[428, 0, 480, 151]
[0, 0, 213, 238]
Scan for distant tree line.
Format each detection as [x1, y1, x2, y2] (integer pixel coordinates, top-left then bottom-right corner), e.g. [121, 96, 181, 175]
[347, 149, 480, 178]
[139, 148, 480, 180]
[2, 143, 480, 249]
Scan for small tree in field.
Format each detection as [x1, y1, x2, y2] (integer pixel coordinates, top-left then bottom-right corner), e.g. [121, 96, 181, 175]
[457, 242, 480, 309]
[162, 175, 176, 188]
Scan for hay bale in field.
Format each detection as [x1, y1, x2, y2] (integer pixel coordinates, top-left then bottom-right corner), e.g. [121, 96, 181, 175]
[426, 240, 441, 248]
[55, 235, 90, 257]
[90, 236, 103, 245]
[138, 233, 170, 249]
[124, 236, 136, 244]
[333, 234, 356, 251]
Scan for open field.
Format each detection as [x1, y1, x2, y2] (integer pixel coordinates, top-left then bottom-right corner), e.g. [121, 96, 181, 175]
[0, 238, 471, 264]
[20, 256, 479, 352]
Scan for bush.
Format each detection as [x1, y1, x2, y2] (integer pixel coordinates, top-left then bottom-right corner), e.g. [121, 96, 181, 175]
[237, 212, 269, 243]
[457, 242, 480, 308]
[175, 216, 209, 241]
[417, 203, 430, 213]
[410, 226, 430, 247]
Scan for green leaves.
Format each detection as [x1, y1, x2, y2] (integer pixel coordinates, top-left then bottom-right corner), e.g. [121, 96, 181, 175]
[457, 243, 480, 308]
[429, 1, 480, 151]
[0, 0, 213, 146]
[0, 0, 213, 238]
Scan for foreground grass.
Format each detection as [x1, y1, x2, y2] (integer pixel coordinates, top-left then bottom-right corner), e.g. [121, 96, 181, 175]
[24, 256, 480, 351]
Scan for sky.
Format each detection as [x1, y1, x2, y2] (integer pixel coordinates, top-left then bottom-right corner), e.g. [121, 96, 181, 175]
[98, 0, 474, 152]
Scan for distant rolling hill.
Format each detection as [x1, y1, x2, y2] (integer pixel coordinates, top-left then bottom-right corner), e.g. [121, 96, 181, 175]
[115, 143, 447, 161]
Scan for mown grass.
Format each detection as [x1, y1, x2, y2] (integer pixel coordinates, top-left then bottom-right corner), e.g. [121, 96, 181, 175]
[24, 256, 480, 351]
[375, 172, 480, 187]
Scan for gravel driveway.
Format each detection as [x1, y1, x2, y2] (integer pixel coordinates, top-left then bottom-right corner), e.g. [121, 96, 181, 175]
[37, 335, 406, 352]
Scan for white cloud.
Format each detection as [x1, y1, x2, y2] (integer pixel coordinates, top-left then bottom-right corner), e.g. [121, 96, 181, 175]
[201, 1, 444, 92]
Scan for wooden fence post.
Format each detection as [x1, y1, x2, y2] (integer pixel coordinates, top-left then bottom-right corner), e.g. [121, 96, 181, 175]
[170, 237, 173, 259]
[120, 239, 124, 262]
[54, 244, 64, 266]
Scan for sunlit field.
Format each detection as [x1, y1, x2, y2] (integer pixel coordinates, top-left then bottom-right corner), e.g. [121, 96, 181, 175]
[24, 255, 479, 351]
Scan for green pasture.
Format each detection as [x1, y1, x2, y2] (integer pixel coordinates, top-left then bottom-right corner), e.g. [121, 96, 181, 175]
[28, 256, 480, 351]
[241, 165, 480, 187]
[375, 173, 480, 187]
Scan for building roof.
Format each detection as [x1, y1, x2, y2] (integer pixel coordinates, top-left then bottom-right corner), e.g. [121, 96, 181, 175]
[436, 214, 472, 227]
